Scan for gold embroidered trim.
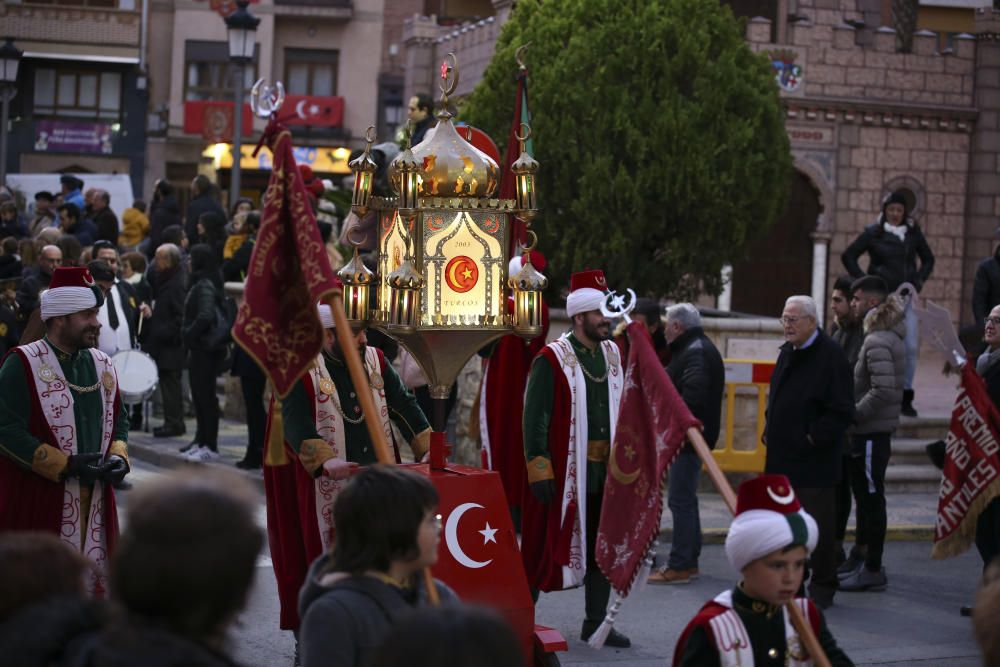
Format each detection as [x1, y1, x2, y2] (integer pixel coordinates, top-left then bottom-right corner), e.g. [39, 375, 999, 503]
[526, 455, 554, 483]
[32, 444, 69, 483]
[298, 438, 335, 476]
[410, 428, 431, 459]
[108, 440, 129, 468]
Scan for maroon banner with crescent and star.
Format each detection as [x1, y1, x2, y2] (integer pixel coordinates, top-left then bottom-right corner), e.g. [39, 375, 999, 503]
[932, 362, 1000, 559]
[232, 123, 340, 398]
[595, 321, 701, 595]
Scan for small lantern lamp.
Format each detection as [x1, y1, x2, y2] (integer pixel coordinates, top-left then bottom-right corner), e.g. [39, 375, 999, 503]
[349, 126, 378, 216]
[393, 130, 421, 219]
[509, 240, 548, 338]
[511, 122, 539, 222]
[337, 232, 375, 325]
[386, 256, 424, 334]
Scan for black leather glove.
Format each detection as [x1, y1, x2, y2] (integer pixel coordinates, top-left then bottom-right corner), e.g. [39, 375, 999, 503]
[530, 479, 556, 505]
[63, 453, 112, 484]
[101, 456, 129, 485]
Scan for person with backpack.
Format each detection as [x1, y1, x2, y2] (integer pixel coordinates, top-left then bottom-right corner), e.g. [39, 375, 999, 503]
[181, 244, 229, 462]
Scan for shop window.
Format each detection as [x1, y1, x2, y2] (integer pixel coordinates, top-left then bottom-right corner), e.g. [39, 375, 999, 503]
[33, 68, 122, 120]
[285, 49, 339, 97]
[184, 40, 258, 103]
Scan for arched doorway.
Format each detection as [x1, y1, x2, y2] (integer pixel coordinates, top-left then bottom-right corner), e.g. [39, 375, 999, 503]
[731, 170, 821, 317]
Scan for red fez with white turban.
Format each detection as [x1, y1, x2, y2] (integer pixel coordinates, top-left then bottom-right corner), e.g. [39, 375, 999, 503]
[40, 267, 104, 321]
[725, 474, 818, 572]
[565, 269, 608, 317]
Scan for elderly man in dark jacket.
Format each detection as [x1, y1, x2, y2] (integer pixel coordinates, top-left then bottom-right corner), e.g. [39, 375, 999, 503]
[764, 295, 855, 609]
[90, 190, 119, 245]
[143, 243, 188, 438]
[648, 303, 724, 585]
[973, 245, 1000, 334]
[839, 277, 905, 592]
[842, 191, 934, 417]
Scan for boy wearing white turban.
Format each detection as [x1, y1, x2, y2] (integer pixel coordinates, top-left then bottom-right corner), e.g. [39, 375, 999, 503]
[672, 474, 853, 667]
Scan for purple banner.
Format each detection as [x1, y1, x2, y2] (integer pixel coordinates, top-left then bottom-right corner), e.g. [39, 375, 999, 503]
[35, 120, 113, 154]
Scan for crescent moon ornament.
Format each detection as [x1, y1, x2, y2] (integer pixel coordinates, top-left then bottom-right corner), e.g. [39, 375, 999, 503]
[766, 485, 796, 505]
[295, 98, 308, 120]
[608, 442, 640, 486]
[250, 78, 286, 119]
[601, 288, 637, 322]
[444, 503, 493, 569]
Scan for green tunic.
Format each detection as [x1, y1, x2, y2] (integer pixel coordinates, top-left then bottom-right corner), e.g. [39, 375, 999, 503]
[0, 338, 129, 478]
[677, 586, 854, 667]
[523, 334, 612, 494]
[281, 351, 430, 466]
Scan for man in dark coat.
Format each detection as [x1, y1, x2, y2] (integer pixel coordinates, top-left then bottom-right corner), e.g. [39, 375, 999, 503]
[842, 191, 934, 417]
[146, 180, 182, 258]
[764, 295, 855, 609]
[185, 175, 225, 246]
[57, 203, 98, 247]
[15, 244, 61, 326]
[142, 243, 188, 438]
[649, 302, 724, 585]
[90, 190, 119, 245]
[973, 244, 1000, 333]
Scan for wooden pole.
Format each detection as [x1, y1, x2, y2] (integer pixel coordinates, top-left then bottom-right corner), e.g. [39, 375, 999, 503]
[327, 290, 440, 604]
[686, 427, 832, 667]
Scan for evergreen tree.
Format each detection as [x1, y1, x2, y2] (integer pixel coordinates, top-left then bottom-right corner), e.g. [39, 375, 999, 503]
[462, 0, 792, 299]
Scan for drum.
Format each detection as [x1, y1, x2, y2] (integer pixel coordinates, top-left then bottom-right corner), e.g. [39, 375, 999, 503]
[112, 349, 159, 404]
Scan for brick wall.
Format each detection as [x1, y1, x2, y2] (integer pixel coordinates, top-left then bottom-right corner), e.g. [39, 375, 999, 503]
[1, 4, 140, 47]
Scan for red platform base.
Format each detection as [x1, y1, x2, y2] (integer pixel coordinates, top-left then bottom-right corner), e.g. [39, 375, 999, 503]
[403, 461, 566, 663]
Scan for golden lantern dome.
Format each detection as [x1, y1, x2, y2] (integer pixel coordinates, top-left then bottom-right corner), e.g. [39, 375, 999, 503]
[390, 110, 500, 199]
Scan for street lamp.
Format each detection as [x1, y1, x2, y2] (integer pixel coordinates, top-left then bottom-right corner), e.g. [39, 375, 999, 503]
[0, 37, 23, 188]
[224, 1, 259, 207]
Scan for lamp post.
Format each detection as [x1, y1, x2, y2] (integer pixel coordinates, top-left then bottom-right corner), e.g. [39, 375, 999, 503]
[224, 1, 259, 206]
[0, 37, 23, 188]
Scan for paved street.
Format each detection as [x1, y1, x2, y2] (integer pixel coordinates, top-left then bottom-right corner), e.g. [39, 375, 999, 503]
[118, 461, 985, 667]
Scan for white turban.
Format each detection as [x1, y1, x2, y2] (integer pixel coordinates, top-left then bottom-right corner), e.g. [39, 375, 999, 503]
[725, 508, 819, 573]
[566, 288, 605, 318]
[317, 304, 335, 330]
[508, 255, 523, 278]
[40, 287, 99, 321]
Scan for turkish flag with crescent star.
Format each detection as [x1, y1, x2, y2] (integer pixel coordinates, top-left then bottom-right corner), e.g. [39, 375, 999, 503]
[595, 321, 701, 595]
[232, 122, 340, 398]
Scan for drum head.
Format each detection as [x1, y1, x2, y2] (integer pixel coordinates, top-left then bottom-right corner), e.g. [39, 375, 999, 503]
[112, 350, 159, 403]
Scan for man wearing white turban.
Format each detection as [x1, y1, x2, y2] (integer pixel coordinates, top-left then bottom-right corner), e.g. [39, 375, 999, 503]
[672, 474, 854, 667]
[0, 266, 130, 596]
[262, 303, 431, 636]
[521, 269, 631, 648]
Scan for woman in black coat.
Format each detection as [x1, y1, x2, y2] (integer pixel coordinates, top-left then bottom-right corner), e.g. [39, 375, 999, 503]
[182, 244, 227, 461]
[842, 191, 935, 416]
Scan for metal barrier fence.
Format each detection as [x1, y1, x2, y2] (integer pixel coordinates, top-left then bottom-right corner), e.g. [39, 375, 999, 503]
[710, 359, 775, 473]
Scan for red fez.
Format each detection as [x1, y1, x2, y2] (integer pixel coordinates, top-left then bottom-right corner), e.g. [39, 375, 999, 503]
[569, 269, 607, 293]
[735, 474, 803, 515]
[49, 266, 96, 290]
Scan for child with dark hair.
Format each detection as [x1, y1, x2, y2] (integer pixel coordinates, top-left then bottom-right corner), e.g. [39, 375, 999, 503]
[371, 604, 524, 667]
[298, 465, 455, 667]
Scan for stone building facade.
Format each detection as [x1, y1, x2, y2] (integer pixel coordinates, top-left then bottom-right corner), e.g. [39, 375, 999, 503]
[400, 0, 1000, 327]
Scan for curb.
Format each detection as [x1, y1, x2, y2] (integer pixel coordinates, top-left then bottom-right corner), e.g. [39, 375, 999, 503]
[128, 441, 266, 493]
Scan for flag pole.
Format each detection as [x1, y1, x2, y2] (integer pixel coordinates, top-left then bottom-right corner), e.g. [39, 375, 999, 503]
[687, 427, 831, 667]
[327, 288, 440, 605]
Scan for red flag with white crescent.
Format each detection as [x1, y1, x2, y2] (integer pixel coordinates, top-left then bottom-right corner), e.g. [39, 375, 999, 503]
[232, 122, 340, 397]
[595, 321, 701, 595]
[932, 362, 1000, 559]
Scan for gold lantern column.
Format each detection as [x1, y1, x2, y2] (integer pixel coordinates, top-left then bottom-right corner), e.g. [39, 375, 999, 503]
[385, 125, 425, 334]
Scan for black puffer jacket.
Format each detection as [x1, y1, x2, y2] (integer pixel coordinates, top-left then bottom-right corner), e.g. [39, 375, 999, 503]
[667, 326, 725, 448]
[148, 195, 182, 256]
[764, 329, 855, 487]
[144, 264, 188, 370]
[841, 218, 935, 292]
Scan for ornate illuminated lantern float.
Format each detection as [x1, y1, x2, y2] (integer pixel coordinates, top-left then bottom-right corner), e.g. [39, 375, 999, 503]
[344, 54, 546, 453]
[344, 55, 564, 662]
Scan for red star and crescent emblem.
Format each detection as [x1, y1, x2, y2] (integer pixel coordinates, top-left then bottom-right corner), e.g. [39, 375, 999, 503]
[444, 256, 479, 294]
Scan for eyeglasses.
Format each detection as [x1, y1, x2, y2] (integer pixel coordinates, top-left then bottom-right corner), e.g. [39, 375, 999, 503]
[779, 316, 807, 326]
[986, 317, 1000, 326]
